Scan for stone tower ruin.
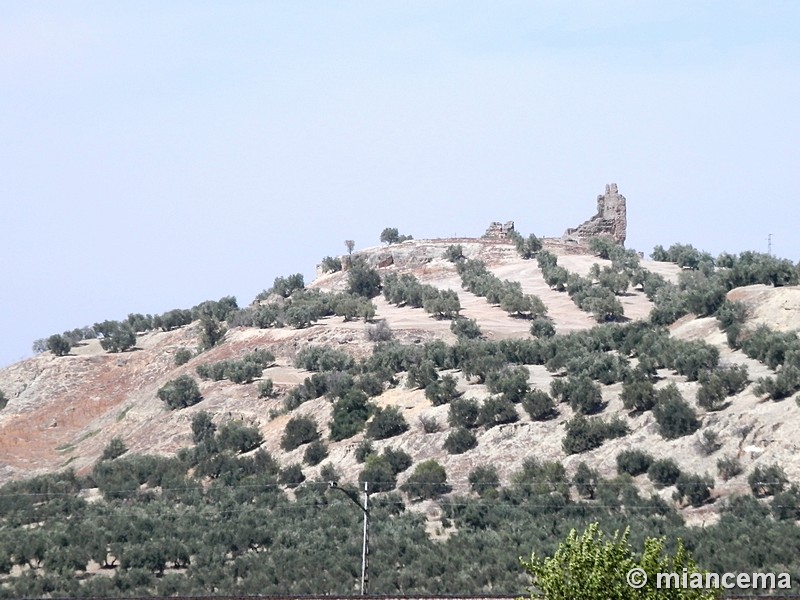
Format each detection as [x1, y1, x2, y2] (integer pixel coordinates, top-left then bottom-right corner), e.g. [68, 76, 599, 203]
[562, 183, 627, 246]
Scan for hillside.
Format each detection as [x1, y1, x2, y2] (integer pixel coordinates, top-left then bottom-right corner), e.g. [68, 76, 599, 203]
[2, 235, 799, 504]
[2, 193, 800, 596]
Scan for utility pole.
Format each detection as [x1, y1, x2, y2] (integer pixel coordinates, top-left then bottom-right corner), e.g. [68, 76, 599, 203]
[328, 481, 370, 594]
[360, 482, 369, 595]
[768, 233, 773, 256]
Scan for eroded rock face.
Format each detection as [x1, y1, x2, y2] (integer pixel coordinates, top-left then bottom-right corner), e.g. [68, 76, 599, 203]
[563, 183, 627, 246]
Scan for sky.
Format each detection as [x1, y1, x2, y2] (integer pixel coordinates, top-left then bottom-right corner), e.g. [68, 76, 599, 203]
[2, 1, 799, 367]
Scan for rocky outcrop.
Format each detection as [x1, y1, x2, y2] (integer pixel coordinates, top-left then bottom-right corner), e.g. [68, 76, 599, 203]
[483, 221, 515, 239]
[563, 183, 627, 246]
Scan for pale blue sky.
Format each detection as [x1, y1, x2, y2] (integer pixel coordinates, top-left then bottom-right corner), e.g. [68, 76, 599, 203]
[2, 2, 799, 366]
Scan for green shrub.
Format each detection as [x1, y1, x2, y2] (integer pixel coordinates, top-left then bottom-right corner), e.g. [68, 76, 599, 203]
[217, 421, 263, 454]
[696, 364, 749, 411]
[47, 334, 72, 357]
[347, 259, 381, 298]
[717, 299, 748, 331]
[225, 360, 262, 384]
[279, 463, 305, 487]
[157, 308, 193, 331]
[95, 320, 137, 353]
[157, 375, 203, 409]
[486, 366, 530, 403]
[695, 429, 721, 456]
[562, 415, 628, 455]
[406, 359, 438, 390]
[196, 349, 274, 384]
[382, 447, 412, 474]
[280, 416, 320, 451]
[674, 472, 714, 507]
[320, 256, 342, 273]
[753, 366, 800, 401]
[174, 348, 192, 366]
[716, 455, 742, 481]
[320, 463, 340, 484]
[0, 390, 7, 411]
[550, 375, 604, 415]
[647, 458, 681, 487]
[444, 427, 478, 454]
[264, 273, 304, 299]
[448, 397, 479, 429]
[451, 317, 482, 340]
[511, 458, 570, 500]
[669, 340, 720, 381]
[329, 391, 372, 441]
[616, 449, 653, 476]
[652, 385, 699, 439]
[572, 462, 600, 499]
[303, 440, 328, 466]
[514, 232, 543, 259]
[522, 389, 558, 421]
[444, 244, 464, 262]
[366, 320, 394, 342]
[419, 415, 440, 433]
[198, 317, 226, 350]
[101, 437, 128, 461]
[355, 440, 375, 463]
[258, 379, 275, 398]
[192, 296, 238, 322]
[772, 485, 800, 521]
[366, 406, 409, 440]
[295, 346, 354, 372]
[588, 236, 617, 259]
[530, 317, 556, 338]
[401, 460, 449, 500]
[468, 465, 499, 497]
[423, 289, 462, 319]
[191, 411, 216, 444]
[425, 374, 460, 406]
[359, 456, 396, 493]
[620, 378, 656, 413]
[380, 227, 412, 245]
[477, 397, 519, 428]
[748, 464, 788, 497]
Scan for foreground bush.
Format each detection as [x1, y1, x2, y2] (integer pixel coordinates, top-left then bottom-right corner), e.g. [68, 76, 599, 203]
[520, 522, 718, 600]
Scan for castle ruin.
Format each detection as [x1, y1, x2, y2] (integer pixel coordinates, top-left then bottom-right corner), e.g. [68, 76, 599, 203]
[562, 183, 627, 246]
[483, 220, 515, 239]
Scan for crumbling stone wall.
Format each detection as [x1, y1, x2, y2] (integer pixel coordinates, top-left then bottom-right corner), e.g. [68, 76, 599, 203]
[483, 221, 515, 239]
[562, 183, 627, 246]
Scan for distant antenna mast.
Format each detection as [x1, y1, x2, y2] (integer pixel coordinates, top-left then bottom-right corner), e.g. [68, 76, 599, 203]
[768, 233, 773, 255]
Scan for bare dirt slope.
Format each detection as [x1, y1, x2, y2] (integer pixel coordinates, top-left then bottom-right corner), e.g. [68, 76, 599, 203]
[1, 238, 798, 522]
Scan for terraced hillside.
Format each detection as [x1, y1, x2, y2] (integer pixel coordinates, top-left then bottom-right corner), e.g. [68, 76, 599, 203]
[2, 236, 798, 510]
